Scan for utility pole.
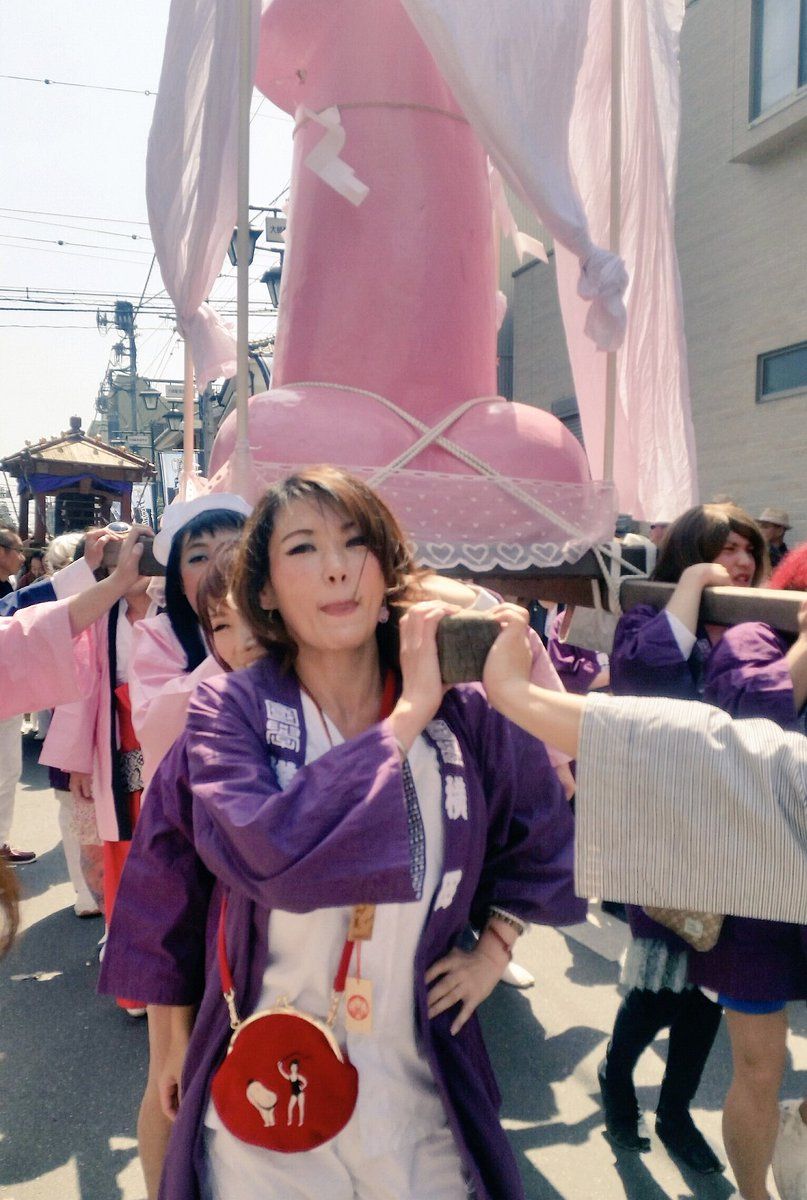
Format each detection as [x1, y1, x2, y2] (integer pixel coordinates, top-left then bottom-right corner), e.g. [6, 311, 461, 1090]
[114, 300, 137, 433]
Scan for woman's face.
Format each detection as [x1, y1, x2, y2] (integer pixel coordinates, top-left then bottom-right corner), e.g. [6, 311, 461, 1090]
[208, 594, 264, 671]
[179, 528, 241, 614]
[261, 498, 386, 656]
[713, 531, 756, 586]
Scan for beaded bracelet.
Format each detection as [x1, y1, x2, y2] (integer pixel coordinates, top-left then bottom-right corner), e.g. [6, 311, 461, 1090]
[484, 923, 513, 962]
[488, 906, 527, 937]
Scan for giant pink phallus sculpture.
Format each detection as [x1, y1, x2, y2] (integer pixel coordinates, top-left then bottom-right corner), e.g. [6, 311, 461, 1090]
[209, 0, 616, 571]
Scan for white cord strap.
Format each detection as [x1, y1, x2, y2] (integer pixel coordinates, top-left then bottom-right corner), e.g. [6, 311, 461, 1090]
[279, 379, 609, 547]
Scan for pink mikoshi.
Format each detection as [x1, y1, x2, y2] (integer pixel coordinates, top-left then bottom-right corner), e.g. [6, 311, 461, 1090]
[209, 0, 615, 570]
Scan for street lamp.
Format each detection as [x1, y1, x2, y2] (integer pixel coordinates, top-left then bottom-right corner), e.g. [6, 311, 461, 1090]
[141, 387, 161, 412]
[261, 249, 285, 308]
[165, 407, 183, 433]
[227, 227, 261, 267]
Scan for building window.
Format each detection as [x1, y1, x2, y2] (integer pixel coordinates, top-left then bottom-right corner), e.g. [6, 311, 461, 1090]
[551, 396, 585, 446]
[756, 340, 807, 402]
[751, 0, 807, 117]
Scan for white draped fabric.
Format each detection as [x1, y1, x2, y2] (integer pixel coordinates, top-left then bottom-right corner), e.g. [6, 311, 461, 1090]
[555, 0, 698, 520]
[399, 0, 629, 353]
[146, 0, 261, 387]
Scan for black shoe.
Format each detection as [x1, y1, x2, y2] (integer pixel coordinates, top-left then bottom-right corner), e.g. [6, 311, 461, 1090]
[655, 1111, 724, 1173]
[598, 1058, 651, 1152]
[0, 844, 37, 866]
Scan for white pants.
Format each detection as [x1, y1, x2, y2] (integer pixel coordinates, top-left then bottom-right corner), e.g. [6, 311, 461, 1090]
[55, 789, 101, 911]
[204, 1118, 471, 1200]
[0, 715, 23, 845]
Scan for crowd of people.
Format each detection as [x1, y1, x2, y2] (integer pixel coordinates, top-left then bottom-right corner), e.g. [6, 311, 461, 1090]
[0, 480, 805, 1200]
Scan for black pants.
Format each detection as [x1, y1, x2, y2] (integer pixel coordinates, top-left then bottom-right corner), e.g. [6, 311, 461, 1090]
[604, 986, 722, 1114]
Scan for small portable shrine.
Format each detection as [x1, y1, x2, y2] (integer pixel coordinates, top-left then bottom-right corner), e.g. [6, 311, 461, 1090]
[0, 417, 155, 540]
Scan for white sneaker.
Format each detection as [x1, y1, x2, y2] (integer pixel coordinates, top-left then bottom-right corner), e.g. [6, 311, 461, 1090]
[772, 1099, 807, 1200]
[500, 960, 535, 989]
[124, 1006, 147, 1019]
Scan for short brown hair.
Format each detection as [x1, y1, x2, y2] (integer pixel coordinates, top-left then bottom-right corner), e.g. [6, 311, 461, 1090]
[196, 541, 242, 667]
[652, 503, 768, 585]
[234, 466, 423, 669]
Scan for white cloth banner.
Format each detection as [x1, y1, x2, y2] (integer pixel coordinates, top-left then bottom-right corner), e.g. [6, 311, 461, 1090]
[555, 0, 698, 520]
[146, 0, 262, 386]
[399, 0, 629, 353]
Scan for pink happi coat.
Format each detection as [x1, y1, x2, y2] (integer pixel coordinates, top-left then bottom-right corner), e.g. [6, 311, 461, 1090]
[0, 601, 93, 720]
[40, 608, 133, 842]
[129, 613, 222, 788]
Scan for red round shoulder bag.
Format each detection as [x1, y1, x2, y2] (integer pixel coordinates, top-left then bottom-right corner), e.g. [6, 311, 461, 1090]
[211, 898, 359, 1153]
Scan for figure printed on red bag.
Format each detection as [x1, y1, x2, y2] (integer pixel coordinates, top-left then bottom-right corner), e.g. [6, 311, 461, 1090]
[277, 1057, 308, 1127]
[245, 1079, 278, 1128]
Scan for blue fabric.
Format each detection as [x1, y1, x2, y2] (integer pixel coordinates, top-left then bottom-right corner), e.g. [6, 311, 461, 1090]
[0, 578, 57, 617]
[18, 473, 132, 497]
[718, 994, 787, 1014]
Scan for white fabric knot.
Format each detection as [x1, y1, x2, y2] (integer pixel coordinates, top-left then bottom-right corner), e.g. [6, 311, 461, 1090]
[178, 303, 237, 387]
[298, 106, 370, 207]
[578, 248, 629, 353]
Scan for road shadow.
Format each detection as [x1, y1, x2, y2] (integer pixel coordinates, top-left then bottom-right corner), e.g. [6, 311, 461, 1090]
[0, 904, 147, 1199]
[10, 844, 75, 905]
[480, 981, 604, 1125]
[19, 734, 51, 792]
[561, 928, 623, 989]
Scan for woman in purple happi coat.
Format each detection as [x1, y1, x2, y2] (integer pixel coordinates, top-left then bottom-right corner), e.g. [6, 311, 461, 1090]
[101, 466, 584, 1200]
[600, 503, 767, 1173]
[695, 542, 807, 1200]
[545, 608, 610, 696]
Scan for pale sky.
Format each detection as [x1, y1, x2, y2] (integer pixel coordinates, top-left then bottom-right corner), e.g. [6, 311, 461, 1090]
[0, 1, 293, 462]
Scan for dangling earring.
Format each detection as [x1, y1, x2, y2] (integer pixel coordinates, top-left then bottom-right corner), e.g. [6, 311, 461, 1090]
[377, 604, 390, 625]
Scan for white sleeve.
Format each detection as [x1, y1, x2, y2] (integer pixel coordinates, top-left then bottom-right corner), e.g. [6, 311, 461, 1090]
[664, 609, 697, 659]
[467, 586, 501, 612]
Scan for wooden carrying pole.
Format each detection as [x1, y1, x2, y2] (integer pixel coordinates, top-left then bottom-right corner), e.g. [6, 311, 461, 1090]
[620, 581, 807, 636]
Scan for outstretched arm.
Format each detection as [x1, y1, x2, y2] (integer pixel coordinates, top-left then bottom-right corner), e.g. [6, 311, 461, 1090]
[482, 608, 585, 757]
[66, 525, 148, 636]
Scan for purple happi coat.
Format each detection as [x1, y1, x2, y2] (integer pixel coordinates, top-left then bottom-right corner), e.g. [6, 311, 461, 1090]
[101, 655, 585, 1200]
[686, 622, 807, 1000]
[546, 611, 603, 695]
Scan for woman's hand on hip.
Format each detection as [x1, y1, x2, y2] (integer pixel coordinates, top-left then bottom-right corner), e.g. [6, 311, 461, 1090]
[425, 940, 510, 1036]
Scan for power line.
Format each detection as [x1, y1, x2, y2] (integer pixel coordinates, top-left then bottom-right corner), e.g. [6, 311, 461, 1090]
[0, 206, 150, 226]
[0, 241, 159, 266]
[0, 73, 157, 97]
[134, 256, 158, 317]
[0, 323, 172, 331]
[0, 233, 152, 256]
[0, 214, 152, 241]
[0, 76, 293, 120]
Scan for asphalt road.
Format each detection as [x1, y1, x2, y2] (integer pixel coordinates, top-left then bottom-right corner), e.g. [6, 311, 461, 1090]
[1, 733, 805, 1199]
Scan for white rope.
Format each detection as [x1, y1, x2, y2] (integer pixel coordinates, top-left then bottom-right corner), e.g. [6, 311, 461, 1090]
[279, 380, 611, 546]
